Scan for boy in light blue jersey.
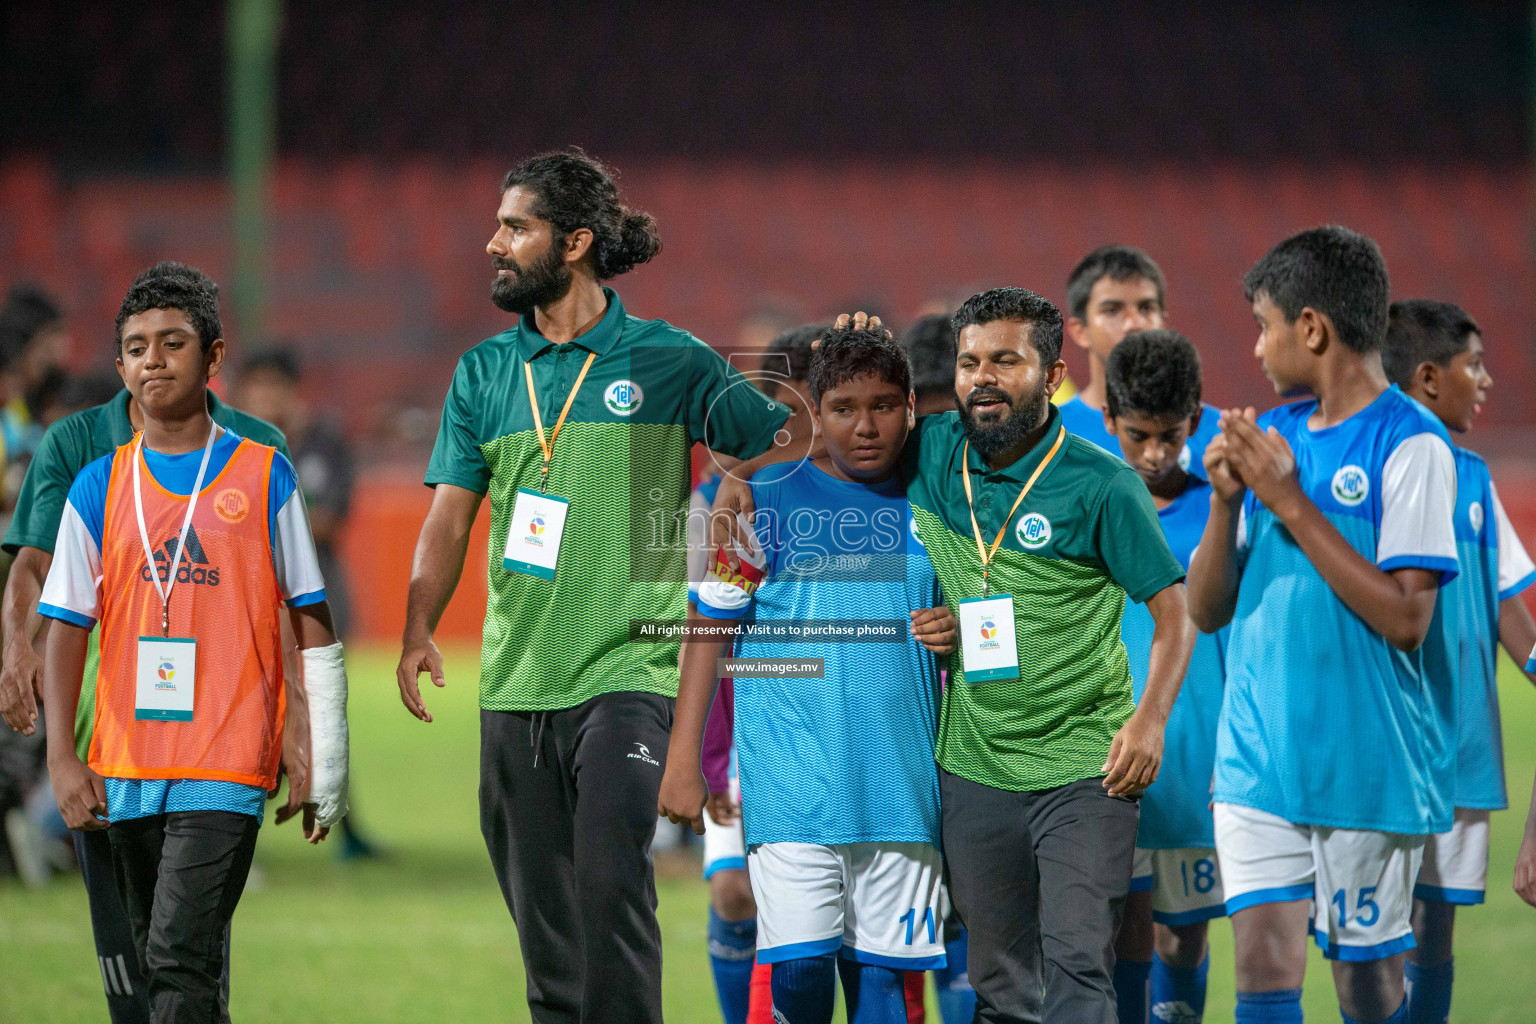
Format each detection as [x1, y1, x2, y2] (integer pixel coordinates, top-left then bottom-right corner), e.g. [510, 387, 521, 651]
[662, 326, 958, 1024]
[1380, 300, 1536, 1024]
[1104, 331, 1228, 1024]
[1189, 227, 1459, 1024]
[1057, 245, 1221, 479]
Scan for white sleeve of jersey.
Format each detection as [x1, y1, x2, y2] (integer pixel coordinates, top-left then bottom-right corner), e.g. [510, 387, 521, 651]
[1491, 482, 1536, 600]
[272, 489, 327, 605]
[1376, 433, 1458, 576]
[38, 500, 104, 627]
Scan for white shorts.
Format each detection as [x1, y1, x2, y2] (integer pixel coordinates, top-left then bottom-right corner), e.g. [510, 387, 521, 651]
[1131, 846, 1227, 926]
[1415, 808, 1491, 905]
[1214, 803, 1424, 962]
[703, 779, 747, 880]
[748, 841, 945, 969]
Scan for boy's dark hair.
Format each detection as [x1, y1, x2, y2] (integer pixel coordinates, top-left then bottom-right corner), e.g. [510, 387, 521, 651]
[114, 261, 222, 352]
[1105, 330, 1203, 421]
[808, 326, 912, 405]
[502, 148, 661, 280]
[1065, 245, 1166, 321]
[900, 314, 955, 399]
[1381, 299, 1480, 389]
[761, 323, 826, 387]
[1243, 225, 1390, 354]
[0, 285, 63, 369]
[242, 347, 302, 383]
[951, 287, 1064, 366]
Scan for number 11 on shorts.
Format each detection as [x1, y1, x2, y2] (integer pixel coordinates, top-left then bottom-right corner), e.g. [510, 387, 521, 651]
[899, 907, 936, 945]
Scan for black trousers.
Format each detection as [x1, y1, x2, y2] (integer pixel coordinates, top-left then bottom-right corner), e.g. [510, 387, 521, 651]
[940, 770, 1140, 1024]
[480, 692, 674, 1024]
[107, 811, 260, 1024]
[75, 828, 151, 1023]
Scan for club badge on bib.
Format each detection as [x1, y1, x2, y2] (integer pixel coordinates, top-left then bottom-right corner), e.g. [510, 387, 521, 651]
[958, 594, 1019, 683]
[136, 636, 196, 721]
[503, 487, 571, 580]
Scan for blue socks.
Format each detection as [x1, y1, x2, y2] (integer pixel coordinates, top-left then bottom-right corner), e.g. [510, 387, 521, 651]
[1405, 958, 1453, 1024]
[707, 909, 757, 1024]
[1151, 952, 1210, 1023]
[770, 953, 838, 1024]
[1114, 959, 1152, 1024]
[934, 928, 977, 1024]
[1236, 988, 1304, 1024]
[837, 959, 909, 1024]
[1342, 998, 1407, 1024]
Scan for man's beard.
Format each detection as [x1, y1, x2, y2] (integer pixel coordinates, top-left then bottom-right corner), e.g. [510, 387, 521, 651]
[957, 378, 1050, 458]
[491, 244, 573, 314]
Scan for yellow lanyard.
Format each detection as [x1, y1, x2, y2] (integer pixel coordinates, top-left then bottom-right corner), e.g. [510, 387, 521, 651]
[961, 424, 1065, 596]
[525, 351, 596, 491]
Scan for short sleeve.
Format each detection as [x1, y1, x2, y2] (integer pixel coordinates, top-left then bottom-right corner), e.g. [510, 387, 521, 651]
[1093, 468, 1187, 604]
[269, 454, 327, 606]
[1491, 482, 1536, 600]
[686, 342, 790, 460]
[3, 416, 89, 554]
[37, 460, 112, 628]
[1377, 433, 1458, 583]
[424, 357, 492, 494]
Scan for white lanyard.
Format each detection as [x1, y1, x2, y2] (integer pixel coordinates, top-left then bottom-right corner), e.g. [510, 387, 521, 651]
[133, 423, 220, 636]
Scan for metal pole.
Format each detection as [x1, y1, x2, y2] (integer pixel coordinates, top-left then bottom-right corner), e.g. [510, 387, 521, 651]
[227, 0, 282, 345]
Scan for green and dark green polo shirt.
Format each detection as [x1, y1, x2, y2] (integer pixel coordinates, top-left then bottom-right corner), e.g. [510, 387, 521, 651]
[426, 288, 790, 712]
[905, 405, 1184, 792]
[4, 389, 289, 760]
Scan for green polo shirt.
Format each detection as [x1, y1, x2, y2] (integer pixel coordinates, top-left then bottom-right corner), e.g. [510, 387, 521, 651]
[4, 389, 290, 760]
[905, 406, 1184, 792]
[426, 288, 790, 711]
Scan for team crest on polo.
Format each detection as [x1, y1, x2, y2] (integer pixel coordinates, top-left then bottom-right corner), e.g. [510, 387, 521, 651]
[1016, 512, 1051, 549]
[1469, 501, 1484, 535]
[1331, 465, 1370, 506]
[605, 379, 643, 416]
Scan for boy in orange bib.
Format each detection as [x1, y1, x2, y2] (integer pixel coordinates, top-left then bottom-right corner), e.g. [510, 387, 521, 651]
[40, 263, 349, 1024]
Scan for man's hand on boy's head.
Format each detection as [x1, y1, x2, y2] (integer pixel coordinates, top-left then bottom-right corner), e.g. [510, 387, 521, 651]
[910, 606, 958, 656]
[1221, 410, 1303, 518]
[830, 312, 894, 342]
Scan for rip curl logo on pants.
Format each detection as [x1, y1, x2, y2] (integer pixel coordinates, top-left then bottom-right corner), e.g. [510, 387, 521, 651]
[1016, 512, 1052, 549]
[627, 742, 660, 767]
[1331, 465, 1370, 507]
[605, 379, 643, 416]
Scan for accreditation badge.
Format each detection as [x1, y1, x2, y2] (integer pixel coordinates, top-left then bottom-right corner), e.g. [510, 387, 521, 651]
[135, 636, 196, 721]
[958, 594, 1019, 683]
[503, 487, 571, 580]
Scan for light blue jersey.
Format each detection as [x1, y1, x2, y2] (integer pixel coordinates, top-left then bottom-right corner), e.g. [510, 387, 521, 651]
[1440, 447, 1536, 810]
[697, 462, 943, 848]
[1214, 387, 1459, 835]
[1121, 477, 1225, 848]
[1058, 396, 1222, 481]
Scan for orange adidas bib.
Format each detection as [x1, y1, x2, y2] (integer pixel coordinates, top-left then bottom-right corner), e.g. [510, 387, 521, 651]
[89, 435, 286, 789]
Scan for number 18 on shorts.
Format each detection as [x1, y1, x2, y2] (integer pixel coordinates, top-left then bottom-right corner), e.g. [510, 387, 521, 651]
[747, 841, 946, 969]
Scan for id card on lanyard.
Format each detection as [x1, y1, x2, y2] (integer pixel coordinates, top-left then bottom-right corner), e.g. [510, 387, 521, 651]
[502, 351, 595, 581]
[957, 427, 1064, 684]
[132, 424, 218, 721]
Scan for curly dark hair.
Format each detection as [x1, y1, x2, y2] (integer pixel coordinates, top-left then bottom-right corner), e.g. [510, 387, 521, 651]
[808, 326, 912, 406]
[1105, 329, 1203, 421]
[114, 261, 221, 352]
[502, 149, 661, 280]
[1382, 299, 1480, 389]
[1244, 225, 1389, 354]
[951, 287, 1064, 366]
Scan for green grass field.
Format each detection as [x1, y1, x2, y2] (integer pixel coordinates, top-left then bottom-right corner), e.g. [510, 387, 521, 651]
[3, 644, 1535, 1023]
